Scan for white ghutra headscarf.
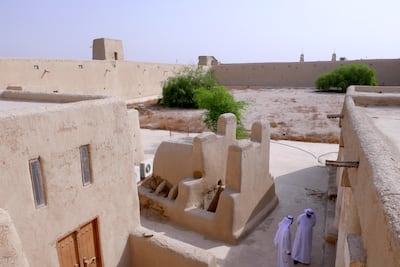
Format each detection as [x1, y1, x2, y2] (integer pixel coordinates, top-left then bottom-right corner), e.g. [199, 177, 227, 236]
[274, 215, 294, 246]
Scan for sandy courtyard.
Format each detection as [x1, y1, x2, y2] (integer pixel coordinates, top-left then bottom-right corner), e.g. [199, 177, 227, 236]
[138, 88, 345, 143]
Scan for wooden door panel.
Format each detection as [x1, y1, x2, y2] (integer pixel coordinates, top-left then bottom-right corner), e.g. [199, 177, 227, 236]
[78, 221, 100, 267]
[57, 233, 80, 267]
[58, 219, 102, 267]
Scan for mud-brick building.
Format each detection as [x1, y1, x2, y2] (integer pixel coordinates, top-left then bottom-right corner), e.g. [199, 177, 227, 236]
[0, 90, 142, 266]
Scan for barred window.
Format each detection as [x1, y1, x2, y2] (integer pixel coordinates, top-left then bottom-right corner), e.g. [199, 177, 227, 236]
[29, 158, 46, 207]
[80, 145, 92, 186]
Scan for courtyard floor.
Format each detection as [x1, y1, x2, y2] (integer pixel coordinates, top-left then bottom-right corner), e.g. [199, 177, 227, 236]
[140, 129, 338, 267]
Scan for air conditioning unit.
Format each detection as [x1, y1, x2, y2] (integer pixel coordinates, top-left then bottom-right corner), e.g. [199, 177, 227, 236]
[140, 158, 153, 178]
[134, 165, 141, 184]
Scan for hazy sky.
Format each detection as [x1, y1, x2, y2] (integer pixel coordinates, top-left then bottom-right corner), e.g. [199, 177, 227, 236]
[1, 0, 399, 64]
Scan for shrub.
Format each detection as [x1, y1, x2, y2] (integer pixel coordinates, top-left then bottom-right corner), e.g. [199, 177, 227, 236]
[194, 86, 248, 139]
[161, 67, 216, 108]
[315, 63, 377, 92]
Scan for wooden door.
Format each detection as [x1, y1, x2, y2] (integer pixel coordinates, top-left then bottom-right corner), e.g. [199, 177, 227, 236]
[57, 219, 102, 267]
[77, 221, 102, 267]
[57, 233, 80, 267]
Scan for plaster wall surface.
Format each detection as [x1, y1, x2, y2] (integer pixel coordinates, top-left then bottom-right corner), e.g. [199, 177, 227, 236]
[130, 228, 217, 267]
[0, 58, 185, 102]
[0, 91, 141, 266]
[128, 108, 145, 164]
[334, 86, 400, 267]
[212, 59, 400, 87]
[0, 209, 29, 267]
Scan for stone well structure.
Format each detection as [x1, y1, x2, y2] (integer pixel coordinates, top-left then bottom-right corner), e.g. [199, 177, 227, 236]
[138, 113, 278, 244]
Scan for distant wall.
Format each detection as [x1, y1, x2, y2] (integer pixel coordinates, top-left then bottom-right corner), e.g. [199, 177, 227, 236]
[1, 57, 400, 105]
[212, 59, 400, 87]
[0, 58, 187, 103]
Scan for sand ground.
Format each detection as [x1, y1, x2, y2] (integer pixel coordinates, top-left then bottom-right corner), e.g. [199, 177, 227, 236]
[138, 88, 345, 143]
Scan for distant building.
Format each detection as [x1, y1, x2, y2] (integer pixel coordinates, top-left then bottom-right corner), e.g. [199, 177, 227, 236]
[332, 52, 337, 62]
[92, 38, 124, 60]
[198, 56, 219, 67]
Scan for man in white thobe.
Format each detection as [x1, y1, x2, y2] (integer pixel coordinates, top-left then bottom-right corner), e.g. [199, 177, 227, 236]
[292, 208, 316, 265]
[274, 215, 294, 267]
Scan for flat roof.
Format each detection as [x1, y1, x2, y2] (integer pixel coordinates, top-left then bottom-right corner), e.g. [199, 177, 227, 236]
[358, 105, 400, 154]
[0, 99, 59, 112]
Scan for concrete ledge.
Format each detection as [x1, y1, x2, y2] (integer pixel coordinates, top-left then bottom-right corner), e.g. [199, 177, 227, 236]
[130, 227, 217, 267]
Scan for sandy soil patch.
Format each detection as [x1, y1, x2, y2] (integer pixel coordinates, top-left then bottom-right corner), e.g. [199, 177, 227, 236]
[135, 88, 345, 143]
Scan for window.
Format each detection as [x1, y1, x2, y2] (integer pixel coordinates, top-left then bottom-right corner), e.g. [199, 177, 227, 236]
[114, 52, 118, 60]
[29, 158, 46, 207]
[80, 145, 92, 186]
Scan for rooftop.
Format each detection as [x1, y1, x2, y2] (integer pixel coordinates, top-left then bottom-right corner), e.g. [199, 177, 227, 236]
[359, 105, 400, 154]
[0, 99, 58, 111]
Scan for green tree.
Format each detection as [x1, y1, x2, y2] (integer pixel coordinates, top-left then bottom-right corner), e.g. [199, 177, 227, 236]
[161, 67, 216, 108]
[315, 63, 377, 92]
[194, 86, 248, 139]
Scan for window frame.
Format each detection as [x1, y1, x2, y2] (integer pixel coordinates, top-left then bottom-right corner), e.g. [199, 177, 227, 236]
[29, 158, 46, 208]
[80, 145, 92, 186]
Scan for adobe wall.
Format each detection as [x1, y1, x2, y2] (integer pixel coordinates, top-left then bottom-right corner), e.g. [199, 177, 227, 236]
[212, 59, 400, 87]
[1, 57, 400, 106]
[334, 86, 400, 267]
[0, 209, 29, 267]
[130, 228, 217, 267]
[0, 91, 141, 266]
[0, 58, 186, 103]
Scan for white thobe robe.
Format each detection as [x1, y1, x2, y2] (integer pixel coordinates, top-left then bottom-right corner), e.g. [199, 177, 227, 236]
[274, 217, 293, 267]
[292, 211, 316, 264]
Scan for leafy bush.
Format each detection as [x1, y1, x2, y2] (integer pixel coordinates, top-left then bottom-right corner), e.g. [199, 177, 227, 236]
[315, 63, 377, 92]
[194, 86, 248, 139]
[162, 67, 216, 108]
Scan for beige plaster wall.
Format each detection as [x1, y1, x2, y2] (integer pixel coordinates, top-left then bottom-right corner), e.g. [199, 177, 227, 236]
[128, 108, 145, 164]
[130, 228, 217, 267]
[153, 141, 194, 185]
[212, 59, 400, 87]
[0, 209, 29, 267]
[0, 91, 141, 266]
[0, 58, 186, 102]
[334, 86, 400, 267]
